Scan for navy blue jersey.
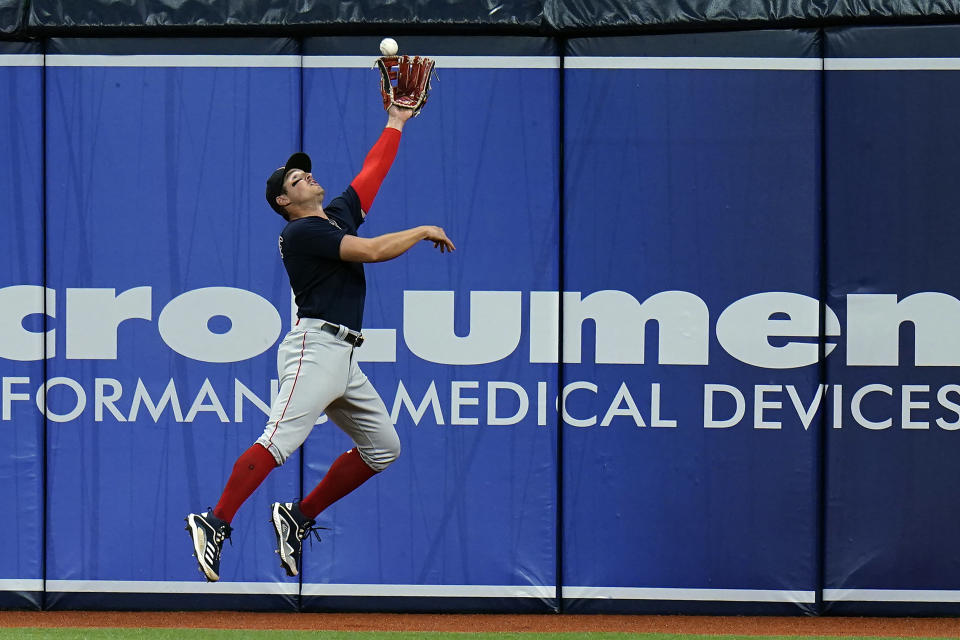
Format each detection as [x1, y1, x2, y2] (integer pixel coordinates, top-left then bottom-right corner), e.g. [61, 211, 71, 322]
[278, 186, 366, 330]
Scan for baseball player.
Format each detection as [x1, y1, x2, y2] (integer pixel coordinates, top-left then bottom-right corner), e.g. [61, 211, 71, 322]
[186, 101, 454, 582]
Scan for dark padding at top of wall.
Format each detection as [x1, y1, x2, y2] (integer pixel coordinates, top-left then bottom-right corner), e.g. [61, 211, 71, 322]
[2, 0, 960, 39]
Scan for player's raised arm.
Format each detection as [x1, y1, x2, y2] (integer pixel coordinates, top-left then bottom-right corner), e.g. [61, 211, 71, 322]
[353, 53, 434, 216]
[339, 224, 454, 263]
[350, 106, 415, 216]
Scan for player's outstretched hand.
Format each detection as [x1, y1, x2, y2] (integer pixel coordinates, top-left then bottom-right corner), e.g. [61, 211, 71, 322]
[422, 225, 456, 253]
[387, 105, 416, 124]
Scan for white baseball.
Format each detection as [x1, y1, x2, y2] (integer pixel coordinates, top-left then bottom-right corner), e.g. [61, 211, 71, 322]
[379, 37, 399, 56]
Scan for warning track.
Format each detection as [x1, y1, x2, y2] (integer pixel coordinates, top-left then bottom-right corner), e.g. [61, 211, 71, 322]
[0, 611, 959, 636]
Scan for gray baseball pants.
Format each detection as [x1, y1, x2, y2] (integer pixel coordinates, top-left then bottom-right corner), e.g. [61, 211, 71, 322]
[256, 317, 400, 471]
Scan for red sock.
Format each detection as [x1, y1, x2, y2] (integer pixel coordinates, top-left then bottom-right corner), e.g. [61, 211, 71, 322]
[299, 448, 378, 519]
[213, 444, 277, 523]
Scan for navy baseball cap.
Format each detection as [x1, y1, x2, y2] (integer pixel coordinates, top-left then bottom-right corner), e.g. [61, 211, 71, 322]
[266, 152, 312, 216]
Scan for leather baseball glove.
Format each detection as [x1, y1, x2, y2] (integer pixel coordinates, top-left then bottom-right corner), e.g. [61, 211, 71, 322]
[376, 55, 436, 116]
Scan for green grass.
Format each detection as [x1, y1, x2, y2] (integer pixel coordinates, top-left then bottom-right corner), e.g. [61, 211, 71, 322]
[2, 632, 959, 640]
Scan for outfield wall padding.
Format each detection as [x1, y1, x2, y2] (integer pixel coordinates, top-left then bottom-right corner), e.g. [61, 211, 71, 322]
[9, 0, 960, 35]
[823, 24, 960, 615]
[42, 37, 301, 610]
[1, 27, 959, 615]
[297, 35, 560, 612]
[562, 29, 822, 615]
[0, 39, 44, 609]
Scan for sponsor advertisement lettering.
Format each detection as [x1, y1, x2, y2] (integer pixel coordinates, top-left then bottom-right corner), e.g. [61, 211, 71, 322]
[4, 285, 954, 429]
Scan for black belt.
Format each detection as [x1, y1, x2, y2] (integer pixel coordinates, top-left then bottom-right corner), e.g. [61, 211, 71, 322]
[320, 322, 364, 347]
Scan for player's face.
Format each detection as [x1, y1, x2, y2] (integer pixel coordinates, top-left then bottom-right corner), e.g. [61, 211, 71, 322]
[283, 169, 325, 205]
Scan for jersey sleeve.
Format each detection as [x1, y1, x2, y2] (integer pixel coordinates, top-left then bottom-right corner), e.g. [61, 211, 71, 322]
[326, 187, 364, 229]
[342, 186, 364, 227]
[283, 219, 346, 260]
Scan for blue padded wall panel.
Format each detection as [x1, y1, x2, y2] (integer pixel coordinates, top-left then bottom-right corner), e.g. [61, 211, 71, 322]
[298, 37, 560, 612]
[562, 30, 822, 614]
[824, 25, 960, 615]
[43, 38, 301, 609]
[0, 41, 44, 609]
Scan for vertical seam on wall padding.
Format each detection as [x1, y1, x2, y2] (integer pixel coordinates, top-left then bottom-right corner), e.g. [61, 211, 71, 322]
[297, 42, 305, 611]
[556, 38, 565, 615]
[290, 38, 307, 613]
[816, 30, 828, 616]
[40, 40, 48, 612]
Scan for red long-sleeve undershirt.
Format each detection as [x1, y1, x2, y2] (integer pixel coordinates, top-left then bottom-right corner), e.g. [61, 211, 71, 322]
[350, 127, 402, 213]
